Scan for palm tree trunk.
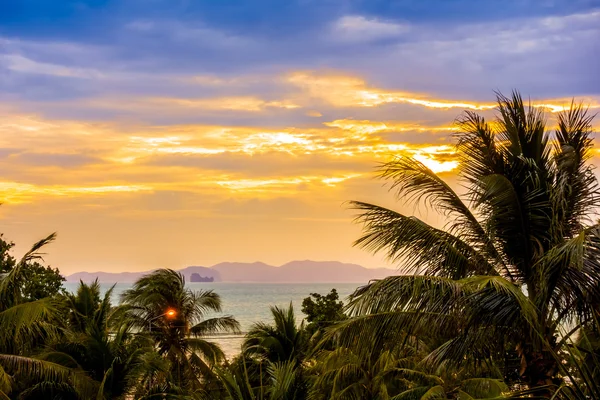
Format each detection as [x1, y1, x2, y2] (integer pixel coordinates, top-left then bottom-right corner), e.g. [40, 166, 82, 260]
[517, 340, 560, 395]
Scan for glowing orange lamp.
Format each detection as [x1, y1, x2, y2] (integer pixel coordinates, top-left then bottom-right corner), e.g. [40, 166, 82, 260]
[149, 309, 178, 332]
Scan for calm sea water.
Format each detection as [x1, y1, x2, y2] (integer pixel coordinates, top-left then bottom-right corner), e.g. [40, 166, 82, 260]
[63, 282, 363, 357]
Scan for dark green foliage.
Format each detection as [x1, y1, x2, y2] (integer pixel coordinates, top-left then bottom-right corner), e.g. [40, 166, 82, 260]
[217, 359, 307, 400]
[0, 234, 65, 302]
[0, 235, 16, 273]
[238, 304, 310, 400]
[43, 280, 155, 399]
[301, 289, 347, 337]
[121, 269, 240, 393]
[345, 92, 600, 392]
[0, 233, 99, 399]
[243, 303, 307, 365]
[0, 237, 239, 399]
[20, 262, 65, 301]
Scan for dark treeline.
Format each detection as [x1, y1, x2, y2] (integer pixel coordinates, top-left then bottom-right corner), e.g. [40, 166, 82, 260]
[1, 92, 600, 399]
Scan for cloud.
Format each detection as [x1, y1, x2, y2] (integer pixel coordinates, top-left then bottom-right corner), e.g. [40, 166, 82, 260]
[1, 8, 597, 124]
[287, 71, 597, 112]
[162, 97, 300, 111]
[332, 15, 410, 42]
[324, 119, 457, 136]
[0, 181, 151, 204]
[125, 19, 254, 49]
[0, 54, 105, 79]
[13, 152, 102, 167]
[333, 10, 600, 98]
[0, 1, 599, 273]
[0, 106, 466, 202]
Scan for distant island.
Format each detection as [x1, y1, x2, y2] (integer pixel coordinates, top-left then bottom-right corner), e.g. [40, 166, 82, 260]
[190, 273, 214, 282]
[66, 260, 396, 283]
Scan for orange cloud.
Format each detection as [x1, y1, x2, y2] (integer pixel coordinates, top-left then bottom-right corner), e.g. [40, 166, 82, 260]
[287, 72, 496, 110]
[325, 119, 457, 136]
[139, 96, 301, 112]
[288, 71, 600, 113]
[0, 108, 464, 205]
[0, 181, 150, 204]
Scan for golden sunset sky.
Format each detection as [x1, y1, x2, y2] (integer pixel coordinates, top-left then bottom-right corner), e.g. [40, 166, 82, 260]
[1, 1, 599, 274]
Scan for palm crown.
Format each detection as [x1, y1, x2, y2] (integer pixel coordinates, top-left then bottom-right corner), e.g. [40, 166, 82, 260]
[121, 268, 240, 392]
[344, 92, 600, 388]
[243, 303, 307, 364]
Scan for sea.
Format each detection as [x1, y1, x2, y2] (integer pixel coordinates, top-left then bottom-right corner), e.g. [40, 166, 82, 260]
[63, 282, 363, 357]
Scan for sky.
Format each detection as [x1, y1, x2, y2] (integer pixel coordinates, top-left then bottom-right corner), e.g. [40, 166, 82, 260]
[0, 0, 599, 275]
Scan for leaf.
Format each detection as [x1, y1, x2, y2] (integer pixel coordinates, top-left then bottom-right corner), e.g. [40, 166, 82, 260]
[190, 316, 241, 336]
[351, 202, 487, 278]
[0, 354, 98, 399]
[460, 378, 509, 398]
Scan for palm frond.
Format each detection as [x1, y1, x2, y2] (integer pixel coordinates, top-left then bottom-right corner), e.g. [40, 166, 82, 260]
[0, 233, 56, 307]
[18, 381, 79, 399]
[215, 361, 260, 400]
[459, 378, 509, 398]
[0, 365, 11, 396]
[537, 225, 600, 324]
[552, 102, 600, 238]
[390, 386, 441, 400]
[462, 275, 539, 329]
[18, 233, 57, 266]
[375, 156, 505, 273]
[243, 303, 305, 364]
[267, 361, 302, 399]
[186, 338, 226, 366]
[347, 275, 463, 316]
[472, 173, 548, 281]
[0, 354, 98, 399]
[190, 316, 241, 336]
[0, 299, 58, 352]
[351, 202, 488, 277]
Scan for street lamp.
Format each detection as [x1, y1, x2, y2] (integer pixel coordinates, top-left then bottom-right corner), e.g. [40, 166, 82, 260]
[148, 308, 177, 332]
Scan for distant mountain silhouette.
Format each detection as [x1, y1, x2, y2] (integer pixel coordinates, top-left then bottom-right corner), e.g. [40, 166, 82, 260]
[212, 261, 394, 283]
[190, 273, 214, 282]
[67, 266, 221, 283]
[66, 261, 395, 283]
[211, 262, 276, 282]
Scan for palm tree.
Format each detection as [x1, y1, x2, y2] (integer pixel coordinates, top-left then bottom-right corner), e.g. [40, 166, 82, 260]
[121, 269, 240, 392]
[341, 92, 600, 391]
[330, 354, 515, 400]
[0, 233, 99, 399]
[243, 303, 307, 365]
[533, 315, 600, 399]
[37, 280, 156, 399]
[312, 318, 509, 400]
[218, 360, 305, 400]
[238, 304, 309, 400]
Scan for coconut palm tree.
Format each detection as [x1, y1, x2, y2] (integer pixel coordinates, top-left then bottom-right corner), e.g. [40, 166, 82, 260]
[312, 317, 510, 400]
[218, 359, 305, 400]
[533, 314, 600, 399]
[341, 92, 600, 391]
[0, 233, 99, 399]
[121, 269, 240, 392]
[37, 280, 157, 399]
[243, 303, 307, 365]
[311, 346, 517, 400]
[238, 304, 309, 400]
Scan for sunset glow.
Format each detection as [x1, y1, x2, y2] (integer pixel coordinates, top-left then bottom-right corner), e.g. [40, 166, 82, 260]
[0, 2, 598, 274]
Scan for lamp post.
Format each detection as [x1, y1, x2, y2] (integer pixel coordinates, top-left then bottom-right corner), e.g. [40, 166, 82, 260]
[148, 308, 177, 332]
[145, 308, 177, 392]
